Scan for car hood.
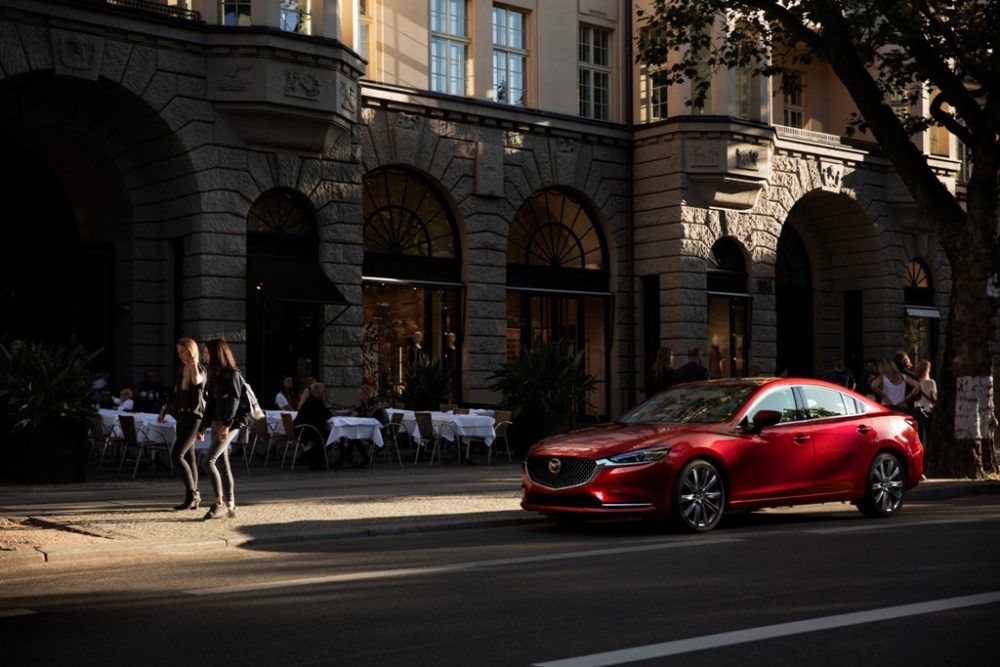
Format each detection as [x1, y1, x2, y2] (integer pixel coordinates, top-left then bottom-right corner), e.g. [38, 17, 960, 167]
[528, 422, 715, 458]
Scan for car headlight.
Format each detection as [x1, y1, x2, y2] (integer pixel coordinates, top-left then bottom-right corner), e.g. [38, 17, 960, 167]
[599, 445, 673, 467]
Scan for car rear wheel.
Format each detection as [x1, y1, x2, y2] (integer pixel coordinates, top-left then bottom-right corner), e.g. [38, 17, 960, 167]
[671, 459, 725, 532]
[857, 452, 906, 518]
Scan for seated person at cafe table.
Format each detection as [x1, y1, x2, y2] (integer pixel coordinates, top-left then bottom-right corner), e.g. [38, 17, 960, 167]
[340, 384, 389, 468]
[293, 382, 332, 470]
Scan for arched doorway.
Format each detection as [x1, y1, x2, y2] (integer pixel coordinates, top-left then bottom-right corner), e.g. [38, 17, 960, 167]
[775, 225, 813, 377]
[361, 166, 462, 402]
[706, 238, 750, 378]
[246, 189, 346, 402]
[506, 187, 610, 416]
[0, 138, 112, 366]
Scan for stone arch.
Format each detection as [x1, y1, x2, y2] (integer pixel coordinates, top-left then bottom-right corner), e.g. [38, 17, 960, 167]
[0, 65, 200, 389]
[773, 188, 891, 379]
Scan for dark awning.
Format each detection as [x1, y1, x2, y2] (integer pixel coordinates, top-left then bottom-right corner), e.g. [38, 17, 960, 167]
[248, 257, 349, 305]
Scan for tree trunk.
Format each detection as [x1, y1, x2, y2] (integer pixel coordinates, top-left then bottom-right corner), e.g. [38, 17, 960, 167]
[925, 229, 999, 478]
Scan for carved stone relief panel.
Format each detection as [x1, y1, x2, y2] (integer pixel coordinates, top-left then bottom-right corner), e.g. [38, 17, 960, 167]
[51, 29, 105, 80]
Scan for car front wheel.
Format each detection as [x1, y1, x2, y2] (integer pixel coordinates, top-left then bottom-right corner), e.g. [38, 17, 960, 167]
[857, 452, 906, 518]
[672, 459, 725, 532]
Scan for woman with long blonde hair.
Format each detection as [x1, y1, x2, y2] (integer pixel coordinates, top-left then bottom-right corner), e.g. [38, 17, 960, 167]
[159, 338, 206, 511]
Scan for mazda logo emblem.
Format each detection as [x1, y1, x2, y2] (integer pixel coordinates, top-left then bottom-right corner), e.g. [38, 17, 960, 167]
[548, 458, 562, 475]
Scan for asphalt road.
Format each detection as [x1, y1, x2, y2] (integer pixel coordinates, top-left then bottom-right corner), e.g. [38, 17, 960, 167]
[3, 495, 999, 666]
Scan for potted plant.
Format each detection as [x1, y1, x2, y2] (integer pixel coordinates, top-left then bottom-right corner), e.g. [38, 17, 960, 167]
[401, 354, 454, 411]
[487, 339, 598, 452]
[0, 341, 101, 482]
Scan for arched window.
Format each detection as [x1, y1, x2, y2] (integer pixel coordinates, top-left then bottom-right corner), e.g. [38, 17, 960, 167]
[247, 188, 315, 236]
[362, 167, 462, 401]
[508, 189, 604, 270]
[903, 259, 933, 306]
[506, 188, 610, 416]
[903, 258, 937, 368]
[245, 188, 336, 404]
[363, 166, 460, 281]
[707, 237, 747, 293]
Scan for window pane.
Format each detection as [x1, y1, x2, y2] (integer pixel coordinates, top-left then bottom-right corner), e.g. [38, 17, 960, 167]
[751, 388, 799, 423]
[801, 386, 849, 419]
[493, 6, 506, 45]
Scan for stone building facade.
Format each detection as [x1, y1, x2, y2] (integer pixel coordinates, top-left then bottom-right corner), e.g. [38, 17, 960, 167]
[0, 0, 974, 417]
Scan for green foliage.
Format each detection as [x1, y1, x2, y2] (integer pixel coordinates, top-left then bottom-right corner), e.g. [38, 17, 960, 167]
[401, 354, 454, 411]
[0, 341, 101, 432]
[487, 339, 597, 415]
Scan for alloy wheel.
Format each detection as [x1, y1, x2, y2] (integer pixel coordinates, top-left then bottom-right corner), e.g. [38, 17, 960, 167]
[674, 460, 725, 532]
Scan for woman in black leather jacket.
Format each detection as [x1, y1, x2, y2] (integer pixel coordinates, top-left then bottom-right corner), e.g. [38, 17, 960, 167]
[199, 338, 242, 520]
[158, 338, 206, 511]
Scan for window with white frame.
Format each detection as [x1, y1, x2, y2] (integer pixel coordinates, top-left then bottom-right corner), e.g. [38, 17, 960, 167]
[360, 0, 374, 77]
[221, 0, 251, 26]
[493, 5, 527, 106]
[431, 0, 469, 96]
[735, 66, 752, 120]
[579, 25, 610, 120]
[639, 65, 668, 122]
[280, 0, 311, 34]
[782, 72, 804, 128]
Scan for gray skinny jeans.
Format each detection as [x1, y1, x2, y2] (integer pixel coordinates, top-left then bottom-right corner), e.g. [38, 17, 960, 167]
[204, 421, 235, 504]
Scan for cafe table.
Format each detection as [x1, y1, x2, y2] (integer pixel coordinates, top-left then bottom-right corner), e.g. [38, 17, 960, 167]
[325, 416, 384, 448]
[385, 409, 496, 447]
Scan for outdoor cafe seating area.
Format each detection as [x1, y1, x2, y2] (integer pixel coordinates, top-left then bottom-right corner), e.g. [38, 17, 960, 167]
[88, 405, 514, 479]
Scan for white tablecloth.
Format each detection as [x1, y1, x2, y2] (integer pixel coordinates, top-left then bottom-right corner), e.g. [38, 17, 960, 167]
[98, 409, 238, 451]
[264, 410, 296, 436]
[387, 409, 495, 446]
[325, 416, 384, 448]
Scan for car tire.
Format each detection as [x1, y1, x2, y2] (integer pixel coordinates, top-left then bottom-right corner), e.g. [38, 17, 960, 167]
[857, 452, 906, 518]
[671, 459, 725, 532]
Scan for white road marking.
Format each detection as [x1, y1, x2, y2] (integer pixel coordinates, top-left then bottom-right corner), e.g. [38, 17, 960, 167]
[533, 591, 1000, 667]
[186, 538, 740, 596]
[803, 513, 1000, 534]
[0, 609, 37, 618]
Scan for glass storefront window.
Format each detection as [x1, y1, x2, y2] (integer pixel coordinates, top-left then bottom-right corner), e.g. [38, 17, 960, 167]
[362, 166, 462, 402]
[363, 284, 460, 401]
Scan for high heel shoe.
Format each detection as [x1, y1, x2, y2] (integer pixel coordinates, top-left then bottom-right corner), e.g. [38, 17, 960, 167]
[226, 500, 237, 518]
[173, 491, 200, 511]
[203, 503, 225, 520]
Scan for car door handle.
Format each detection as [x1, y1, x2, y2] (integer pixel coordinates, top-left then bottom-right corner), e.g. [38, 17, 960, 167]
[857, 425, 872, 435]
[793, 434, 810, 445]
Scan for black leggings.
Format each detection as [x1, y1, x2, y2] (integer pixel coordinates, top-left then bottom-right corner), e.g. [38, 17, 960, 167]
[171, 413, 200, 495]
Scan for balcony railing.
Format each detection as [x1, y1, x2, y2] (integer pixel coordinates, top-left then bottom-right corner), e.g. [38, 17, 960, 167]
[101, 0, 201, 22]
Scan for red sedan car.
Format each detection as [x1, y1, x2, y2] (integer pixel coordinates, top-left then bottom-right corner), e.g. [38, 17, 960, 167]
[521, 378, 924, 532]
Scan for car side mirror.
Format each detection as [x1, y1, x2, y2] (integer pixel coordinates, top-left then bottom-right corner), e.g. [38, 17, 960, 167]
[748, 409, 783, 433]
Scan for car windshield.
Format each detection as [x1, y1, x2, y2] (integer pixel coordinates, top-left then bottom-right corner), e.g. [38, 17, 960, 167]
[620, 384, 757, 424]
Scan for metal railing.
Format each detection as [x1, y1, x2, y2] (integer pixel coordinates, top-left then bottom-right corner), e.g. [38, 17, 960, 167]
[102, 0, 201, 22]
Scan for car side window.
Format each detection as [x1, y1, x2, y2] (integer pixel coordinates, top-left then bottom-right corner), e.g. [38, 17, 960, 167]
[750, 388, 799, 423]
[801, 386, 849, 419]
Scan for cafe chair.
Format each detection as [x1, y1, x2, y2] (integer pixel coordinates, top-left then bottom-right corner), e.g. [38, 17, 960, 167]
[118, 415, 172, 479]
[412, 411, 441, 465]
[375, 413, 406, 469]
[488, 410, 514, 464]
[88, 414, 122, 471]
[245, 416, 277, 471]
[281, 422, 328, 472]
[272, 412, 298, 468]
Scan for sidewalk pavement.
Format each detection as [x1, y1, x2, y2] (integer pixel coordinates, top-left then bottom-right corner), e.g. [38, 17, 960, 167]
[1, 462, 998, 566]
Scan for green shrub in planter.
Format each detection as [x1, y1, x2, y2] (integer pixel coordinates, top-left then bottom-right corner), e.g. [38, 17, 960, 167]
[0, 341, 102, 482]
[401, 354, 454, 411]
[487, 339, 597, 450]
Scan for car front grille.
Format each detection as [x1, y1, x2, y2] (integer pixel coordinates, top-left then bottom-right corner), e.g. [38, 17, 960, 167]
[526, 456, 597, 489]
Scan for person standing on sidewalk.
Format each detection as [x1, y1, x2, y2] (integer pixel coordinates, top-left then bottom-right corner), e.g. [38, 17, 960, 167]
[159, 338, 206, 511]
[199, 339, 241, 520]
